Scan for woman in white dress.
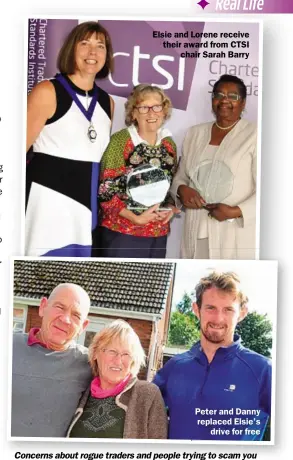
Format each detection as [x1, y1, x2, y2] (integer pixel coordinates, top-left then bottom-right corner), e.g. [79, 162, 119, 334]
[25, 21, 114, 257]
[171, 74, 257, 259]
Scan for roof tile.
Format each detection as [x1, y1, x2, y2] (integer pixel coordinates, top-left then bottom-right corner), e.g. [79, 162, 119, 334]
[14, 260, 175, 316]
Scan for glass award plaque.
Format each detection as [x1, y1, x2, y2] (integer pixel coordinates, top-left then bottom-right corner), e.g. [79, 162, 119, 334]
[190, 160, 235, 221]
[126, 164, 171, 211]
[190, 159, 234, 204]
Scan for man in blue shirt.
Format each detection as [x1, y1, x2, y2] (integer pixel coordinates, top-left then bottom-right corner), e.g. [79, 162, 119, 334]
[154, 272, 272, 441]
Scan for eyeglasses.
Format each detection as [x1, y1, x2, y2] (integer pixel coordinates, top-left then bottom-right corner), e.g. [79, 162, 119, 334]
[102, 348, 133, 362]
[135, 105, 163, 114]
[212, 92, 242, 102]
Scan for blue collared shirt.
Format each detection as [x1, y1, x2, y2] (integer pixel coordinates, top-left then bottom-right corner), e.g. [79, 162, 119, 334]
[153, 336, 271, 441]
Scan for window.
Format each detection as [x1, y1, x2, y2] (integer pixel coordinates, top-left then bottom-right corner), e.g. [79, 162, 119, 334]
[13, 305, 28, 333]
[77, 316, 113, 347]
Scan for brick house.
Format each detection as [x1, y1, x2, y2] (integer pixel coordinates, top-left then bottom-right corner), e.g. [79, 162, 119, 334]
[13, 259, 175, 379]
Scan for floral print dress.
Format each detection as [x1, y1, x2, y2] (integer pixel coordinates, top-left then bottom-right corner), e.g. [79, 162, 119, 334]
[99, 126, 177, 237]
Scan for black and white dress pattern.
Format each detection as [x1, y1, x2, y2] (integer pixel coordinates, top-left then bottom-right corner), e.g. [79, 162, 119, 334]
[25, 75, 111, 257]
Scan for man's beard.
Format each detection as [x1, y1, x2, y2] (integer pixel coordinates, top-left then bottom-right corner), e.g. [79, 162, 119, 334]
[201, 323, 227, 344]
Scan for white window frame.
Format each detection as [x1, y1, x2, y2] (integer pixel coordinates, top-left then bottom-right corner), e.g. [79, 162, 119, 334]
[77, 315, 113, 346]
[13, 304, 28, 333]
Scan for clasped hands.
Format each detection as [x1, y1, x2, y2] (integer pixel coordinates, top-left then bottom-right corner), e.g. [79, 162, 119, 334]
[178, 185, 242, 222]
[120, 203, 181, 226]
[134, 204, 181, 225]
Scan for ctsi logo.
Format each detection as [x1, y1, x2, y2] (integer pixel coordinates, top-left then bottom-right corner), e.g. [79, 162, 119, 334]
[108, 46, 186, 91]
[98, 20, 204, 111]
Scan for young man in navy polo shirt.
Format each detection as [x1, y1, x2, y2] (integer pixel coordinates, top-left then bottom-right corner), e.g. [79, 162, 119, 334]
[154, 271, 272, 441]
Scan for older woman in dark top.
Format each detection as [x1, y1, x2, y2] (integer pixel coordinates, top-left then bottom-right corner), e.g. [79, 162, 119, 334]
[67, 320, 167, 439]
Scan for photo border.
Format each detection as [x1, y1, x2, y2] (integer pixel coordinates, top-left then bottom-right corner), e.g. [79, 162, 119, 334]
[21, 15, 263, 260]
[8, 256, 277, 445]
